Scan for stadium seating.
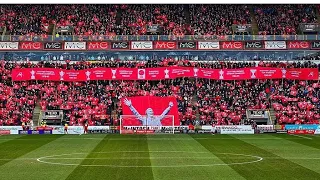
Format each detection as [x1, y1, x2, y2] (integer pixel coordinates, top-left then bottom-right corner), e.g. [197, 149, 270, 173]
[0, 4, 319, 126]
[254, 5, 318, 35]
[1, 4, 319, 37]
[0, 60, 318, 126]
[189, 5, 251, 36]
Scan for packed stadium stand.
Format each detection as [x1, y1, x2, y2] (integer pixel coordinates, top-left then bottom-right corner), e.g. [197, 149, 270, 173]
[0, 4, 319, 127]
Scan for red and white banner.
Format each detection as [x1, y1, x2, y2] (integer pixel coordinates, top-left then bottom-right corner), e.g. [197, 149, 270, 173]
[154, 41, 177, 50]
[11, 67, 319, 81]
[220, 41, 243, 49]
[87, 42, 109, 50]
[0, 130, 10, 135]
[287, 130, 315, 134]
[19, 42, 43, 50]
[121, 96, 179, 126]
[287, 41, 310, 49]
[285, 68, 318, 80]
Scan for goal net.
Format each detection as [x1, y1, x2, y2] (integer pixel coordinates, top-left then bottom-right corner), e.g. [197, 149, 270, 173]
[120, 115, 175, 134]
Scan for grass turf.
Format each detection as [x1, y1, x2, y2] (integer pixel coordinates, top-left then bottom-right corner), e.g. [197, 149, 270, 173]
[0, 134, 319, 180]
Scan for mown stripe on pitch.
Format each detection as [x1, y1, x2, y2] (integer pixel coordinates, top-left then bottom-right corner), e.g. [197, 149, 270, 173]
[274, 134, 320, 150]
[65, 134, 154, 180]
[192, 134, 320, 180]
[148, 134, 246, 180]
[0, 135, 63, 166]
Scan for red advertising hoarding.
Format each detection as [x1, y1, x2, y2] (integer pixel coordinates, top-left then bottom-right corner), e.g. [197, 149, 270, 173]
[287, 41, 310, 49]
[87, 42, 109, 50]
[220, 41, 243, 50]
[19, 42, 43, 50]
[154, 41, 177, 50]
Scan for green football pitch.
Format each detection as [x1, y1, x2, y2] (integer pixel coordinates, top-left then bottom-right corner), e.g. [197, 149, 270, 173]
[0, 134, 320, 180]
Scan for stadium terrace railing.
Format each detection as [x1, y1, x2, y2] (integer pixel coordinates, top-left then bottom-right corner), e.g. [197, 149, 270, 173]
[1, 35, 320, 42]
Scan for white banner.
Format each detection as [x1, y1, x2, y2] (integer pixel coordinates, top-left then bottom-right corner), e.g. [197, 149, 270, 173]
[265, 41, 287, 50]
[64, 42, 86, 50]
[0, 42, 19, 50]
[10, 130, 19, 134]
[0, 126, 23, 131]
[221, 129, 254, 134]
[315, 129, 320, 135]
[51, 126, 110, 134]
[52, 126, 83, 134]
[257, 125, 274, 129]
[201, 125, 213, 130]
[131, 41, 153, 50]
[198, 42, 220, 50]
[215, 125, 253, 130]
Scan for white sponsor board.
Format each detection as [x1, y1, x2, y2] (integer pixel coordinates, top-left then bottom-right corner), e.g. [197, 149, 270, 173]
[131, 41, 153, 50]
[10, 130, 19, 134]
[315, 129, 320, 135]
[265, 41, 287, 50]
[89, 126, 110, 131]
[0, 126, 23, 131]
[0, 42, 19, 50]
[64, 42, 86, 50]
[257, 125, 274, 129]
[215, 125, 253, 130]
[221, 129, 254, 134]
[215, 125, 254, 134]
[201, 126, 213, 130]
[52, 126, 83, 134]
[198, 42, 220, 50]
[51, 126, 110, 134]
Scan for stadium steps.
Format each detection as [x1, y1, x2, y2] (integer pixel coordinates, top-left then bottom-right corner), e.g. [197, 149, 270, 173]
[248, 5, 259, 35]
[48, 24, 55, 35]
[184, 5, 191, 24]
[1, 26, 6, 41]
[315, 7, 320, 23]
[32, 102, 42, 127]
[115, 8, 122, 25]
[192, 93, 200, 121]
[269, 108, 276, 125]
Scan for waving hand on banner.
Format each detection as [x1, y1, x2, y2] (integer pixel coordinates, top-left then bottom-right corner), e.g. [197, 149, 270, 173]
[124, 98, 132, 107]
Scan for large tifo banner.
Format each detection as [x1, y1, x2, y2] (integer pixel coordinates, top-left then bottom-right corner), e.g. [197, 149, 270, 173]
[121, 96, 179, 126]
[12, 67, 319, 81]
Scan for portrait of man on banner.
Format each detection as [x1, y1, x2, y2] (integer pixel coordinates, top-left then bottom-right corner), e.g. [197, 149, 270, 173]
[121, 96, 179, 126]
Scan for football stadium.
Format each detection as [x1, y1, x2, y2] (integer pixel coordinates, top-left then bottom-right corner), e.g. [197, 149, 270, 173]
[0, 2, 320, 180]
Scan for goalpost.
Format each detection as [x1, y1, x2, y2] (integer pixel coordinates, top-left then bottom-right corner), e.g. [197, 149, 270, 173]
[120, 115, 175, 134]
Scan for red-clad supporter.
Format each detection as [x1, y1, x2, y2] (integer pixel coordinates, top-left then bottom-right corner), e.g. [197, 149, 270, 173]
[189, 5, 251, 36]
[254, 5, 317, 35]
[0, 60, 319, 126]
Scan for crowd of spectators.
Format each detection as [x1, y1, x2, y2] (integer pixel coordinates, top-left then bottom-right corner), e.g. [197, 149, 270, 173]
[271, 80, 320, 124]
[120, 5, 190, 36]
[189, 5, 251, 36]
[254, 5, 318, 35]
[0, 62, 36, 125]
[0, 60, 319, 126]
[1, 5, 319, 38]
